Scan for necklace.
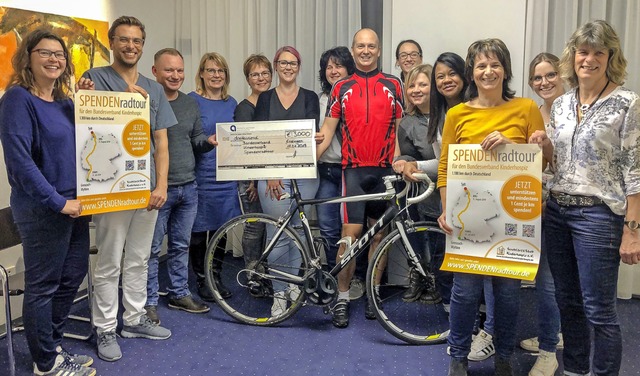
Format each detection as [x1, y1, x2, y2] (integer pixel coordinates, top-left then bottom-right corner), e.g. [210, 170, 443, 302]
[576, 79, 609, 115]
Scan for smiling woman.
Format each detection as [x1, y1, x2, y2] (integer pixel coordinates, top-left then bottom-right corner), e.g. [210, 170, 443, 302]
[253, 45, 320, 317]
[188, 51, 241, 303]
[0, 28, 95, 375]
[534, 20, 640, 376]
[437, 38, 544, 376]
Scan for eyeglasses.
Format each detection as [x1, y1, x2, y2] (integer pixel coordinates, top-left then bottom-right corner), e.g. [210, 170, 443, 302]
[249, 71, 271, 79]
[113, 36, 145, 47]
[204, 68, 226, 76]
[398, 52, 421, 61]
[277, 60, 299, 69]
[531, 71, 558, 84]
[31, 49, 66, 60]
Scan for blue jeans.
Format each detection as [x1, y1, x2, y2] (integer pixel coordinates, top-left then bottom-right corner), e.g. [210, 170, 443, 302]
[147, 181, 198, 305]
[258, 178, 319, 292]
[448, 273, 521, 360]
[11, 196, 90, 371]
[315, 163, 342, 269]
[545, 199, 622, 375]
[535, 227, 561, 352]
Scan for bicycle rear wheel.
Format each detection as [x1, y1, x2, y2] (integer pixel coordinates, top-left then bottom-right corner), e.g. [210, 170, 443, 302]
[367, 221, 450, 345]
[204, 213, 310, 325]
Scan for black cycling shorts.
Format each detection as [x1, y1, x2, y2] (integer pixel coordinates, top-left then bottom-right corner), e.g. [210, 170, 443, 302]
[341, 166, 393, 225]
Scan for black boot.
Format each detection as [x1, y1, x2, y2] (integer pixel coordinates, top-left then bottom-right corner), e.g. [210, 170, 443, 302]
[447, 358, 468, 376]
[494, 357, 513, 376]
[197, 280, 216, 302]
[419, 271, 442, 304]
[211, 270, 232, 299]
[402, 268, 424, 301]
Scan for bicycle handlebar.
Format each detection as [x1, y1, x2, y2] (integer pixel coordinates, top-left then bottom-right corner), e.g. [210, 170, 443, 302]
[387, 173, 435, 205]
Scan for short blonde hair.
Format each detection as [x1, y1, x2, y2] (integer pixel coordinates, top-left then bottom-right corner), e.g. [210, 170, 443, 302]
[558, 20, 627, 88]
[403, 64, 432, 115]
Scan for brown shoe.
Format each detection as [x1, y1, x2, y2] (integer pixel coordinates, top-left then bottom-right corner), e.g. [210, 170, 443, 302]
[168, 295, 210, 313]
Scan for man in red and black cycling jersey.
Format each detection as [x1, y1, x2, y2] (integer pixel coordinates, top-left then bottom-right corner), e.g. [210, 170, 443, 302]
[316, 28, 403, 328]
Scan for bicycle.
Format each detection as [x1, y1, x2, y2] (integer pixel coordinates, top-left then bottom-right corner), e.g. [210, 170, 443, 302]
[203, 173, 450, 345]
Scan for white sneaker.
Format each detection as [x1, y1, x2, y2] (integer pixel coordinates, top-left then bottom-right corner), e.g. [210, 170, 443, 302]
[528, 350, 558, 376]
[468, 329, 495, 361]
[287, 284, 301, 302]
[520, 333, 564, 352]
[271, 291, 287, 317]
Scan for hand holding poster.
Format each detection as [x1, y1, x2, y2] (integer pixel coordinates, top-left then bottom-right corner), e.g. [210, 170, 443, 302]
[441, 144, 543, 281]
[75, 90, 151, 215]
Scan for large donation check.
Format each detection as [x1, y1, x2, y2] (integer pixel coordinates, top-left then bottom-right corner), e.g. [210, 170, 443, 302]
[75, 90, 151, 215]
[441, 144, 543, 281]
[216, 119, 317, 181]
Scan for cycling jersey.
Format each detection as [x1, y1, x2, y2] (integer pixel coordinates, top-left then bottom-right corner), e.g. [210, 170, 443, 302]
[327, 68, 404, 168]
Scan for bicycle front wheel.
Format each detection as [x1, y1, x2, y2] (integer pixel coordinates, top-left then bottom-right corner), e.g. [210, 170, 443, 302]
[204, 213, 310, 326]
[367, 221, 450, 345]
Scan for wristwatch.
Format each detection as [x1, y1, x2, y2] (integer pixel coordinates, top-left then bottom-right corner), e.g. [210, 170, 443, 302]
[624, 219, 639, 231]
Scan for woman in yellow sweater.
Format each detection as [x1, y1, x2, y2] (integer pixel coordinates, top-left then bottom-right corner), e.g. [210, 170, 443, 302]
[437, 39, 544, 376]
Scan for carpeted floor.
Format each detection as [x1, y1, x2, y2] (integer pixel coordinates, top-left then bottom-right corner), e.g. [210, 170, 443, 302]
[2, 274, 639, 375]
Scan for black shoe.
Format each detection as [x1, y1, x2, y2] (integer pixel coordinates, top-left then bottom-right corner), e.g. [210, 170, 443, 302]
[447, 358, 468, 376]
[197, 282, 216, 302]
[331, 299, 350, 328]
[144, 305, 160, 324]
[494, 357, 513, 376]
[212, 272, 232, 299]
[419, 272, 443, 304]
[364, 298, 376, 320]
[168, 295, 210, 313]
[402, 268, 424, 301]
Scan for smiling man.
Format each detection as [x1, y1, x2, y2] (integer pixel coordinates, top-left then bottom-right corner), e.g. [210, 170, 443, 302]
[81, 16, 176, 362]
[144, 48, 217, 324]
[316, 28, 404, 328]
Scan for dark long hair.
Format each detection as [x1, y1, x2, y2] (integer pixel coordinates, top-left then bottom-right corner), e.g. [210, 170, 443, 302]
[7, 28, 74, 100]
[428, 52, 467, 144]
[464, 38, 515, 101]
[318, 46, 355, 94]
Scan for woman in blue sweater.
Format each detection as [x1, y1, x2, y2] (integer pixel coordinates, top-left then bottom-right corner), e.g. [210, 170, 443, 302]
[0, 29, 95, 376]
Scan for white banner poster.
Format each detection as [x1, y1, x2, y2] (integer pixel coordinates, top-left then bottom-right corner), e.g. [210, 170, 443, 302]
[216, 119, 317, 181]
[75, 90, 151, 215]
[442, 144, 543, 281]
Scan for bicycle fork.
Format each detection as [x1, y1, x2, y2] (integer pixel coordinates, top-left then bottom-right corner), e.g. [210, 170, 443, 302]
[394, 219, 429, 278]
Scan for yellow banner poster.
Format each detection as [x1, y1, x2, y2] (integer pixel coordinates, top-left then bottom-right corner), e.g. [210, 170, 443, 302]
[441, 144, 543, 281]
[74, 90, 151, 215]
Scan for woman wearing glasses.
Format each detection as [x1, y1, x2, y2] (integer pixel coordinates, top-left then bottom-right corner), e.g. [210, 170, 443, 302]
[531, 20, 640, 376]
[518, 52, 565, 376]
[395, 39, 423, 82]
[0, 29, 96, 375]
[188, 52, 241, 302]
[234, 54, 273, 276]
[254, 46, 320, 317]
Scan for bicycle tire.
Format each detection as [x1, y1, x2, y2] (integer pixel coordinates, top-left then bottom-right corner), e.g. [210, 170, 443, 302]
[366, 221, 450, 345]
[204, 213, 310, 326]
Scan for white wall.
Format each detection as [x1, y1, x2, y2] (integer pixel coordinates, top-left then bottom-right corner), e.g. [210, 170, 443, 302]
[388, 0, 528, 96]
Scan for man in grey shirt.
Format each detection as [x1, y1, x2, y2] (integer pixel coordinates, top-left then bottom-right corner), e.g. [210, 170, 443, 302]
[82, 15, 175, 362]
[145, 48, 217, 324]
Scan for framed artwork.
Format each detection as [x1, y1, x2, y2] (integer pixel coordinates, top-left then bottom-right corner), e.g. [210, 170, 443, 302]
[0, 6, 110, 94]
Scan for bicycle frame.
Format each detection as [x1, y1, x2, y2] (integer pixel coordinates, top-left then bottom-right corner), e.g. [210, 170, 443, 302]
[253, 174, 434, 293]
